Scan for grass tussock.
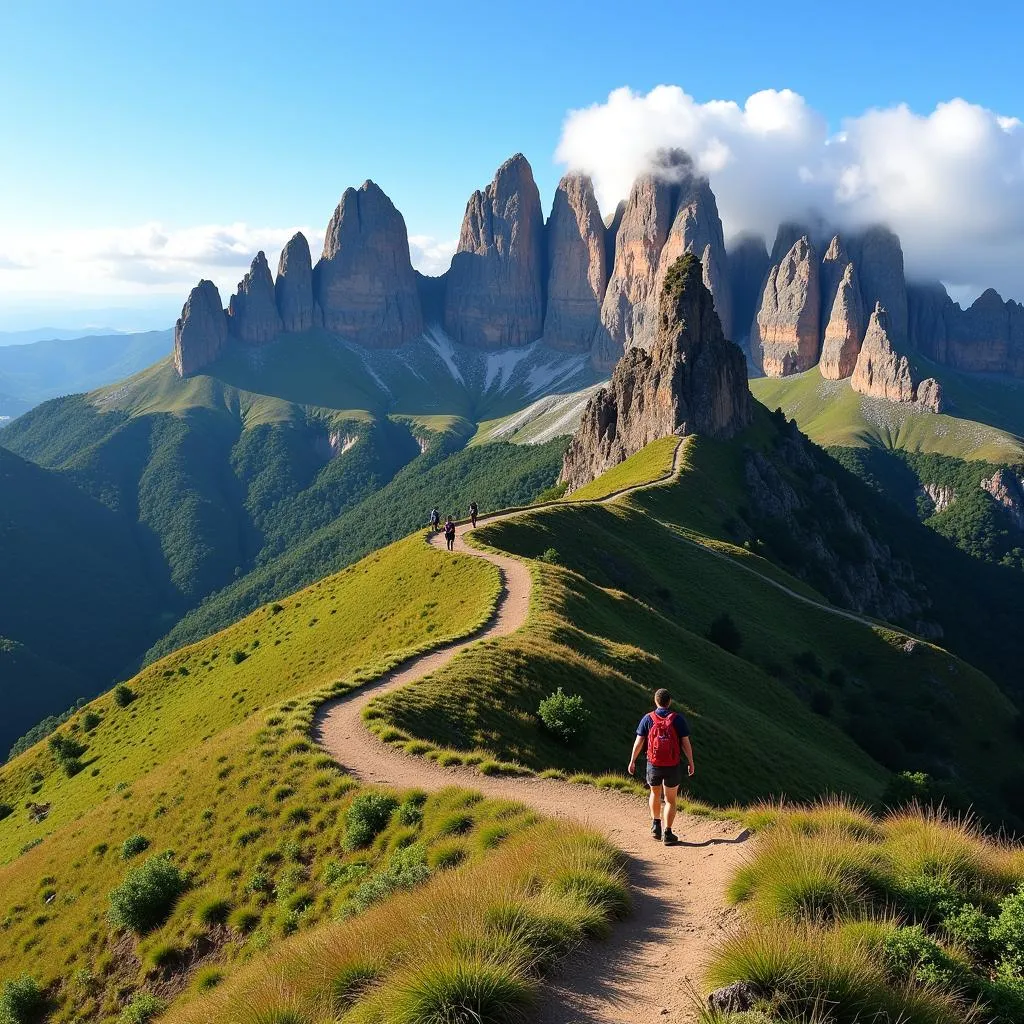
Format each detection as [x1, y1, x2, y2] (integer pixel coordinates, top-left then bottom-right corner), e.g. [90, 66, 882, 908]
[712, 798, 1024, 1022]
[159, 819, 625, 1024]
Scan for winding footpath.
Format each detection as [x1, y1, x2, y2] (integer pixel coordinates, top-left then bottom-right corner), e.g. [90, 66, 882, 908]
[314, 442, 759, 1023]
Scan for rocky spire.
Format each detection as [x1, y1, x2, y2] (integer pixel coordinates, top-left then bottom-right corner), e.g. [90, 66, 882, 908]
[315, 180, 423, 348]
[543, 173, 608, 352]
[173, 280, 228, 378]
[851, 303, 917, 403]
[275, 232, 322, 333]
[593, 151, 732, 368]
[443, 153, 545, 349]
[819, 261, 866, 380]
[820, 235, 850, 316]
[227, 251, 283, 345]
[848, 226, 908, 345]
[751, 236, 821, 376]
[560, 252, 751, 494]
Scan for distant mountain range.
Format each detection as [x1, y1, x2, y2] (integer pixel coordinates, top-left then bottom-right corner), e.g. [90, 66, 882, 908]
[0, 330, 171, 422]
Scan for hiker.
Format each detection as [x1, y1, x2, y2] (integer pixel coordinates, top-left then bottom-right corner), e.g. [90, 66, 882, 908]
[429, 507, 440, 532]
[444, 515, 456, 552]
[469, 500, 479, 528]
[627, 688, 694, 846]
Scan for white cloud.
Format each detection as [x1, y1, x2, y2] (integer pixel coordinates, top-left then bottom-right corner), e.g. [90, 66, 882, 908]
[408, 234, 458, 277]
[556, 86, 1024, 302]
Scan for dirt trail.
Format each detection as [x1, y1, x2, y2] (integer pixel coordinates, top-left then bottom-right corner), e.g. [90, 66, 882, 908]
[315, 445, 754, 1023]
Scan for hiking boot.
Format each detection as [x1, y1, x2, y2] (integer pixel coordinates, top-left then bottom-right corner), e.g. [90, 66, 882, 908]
[651, 819, 662, 841]
[663, 828, 680, 846]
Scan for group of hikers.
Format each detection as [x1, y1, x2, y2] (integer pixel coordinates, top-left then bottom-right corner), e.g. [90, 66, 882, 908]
[427, 504, 695, 846]
[429, 500, 479, 551]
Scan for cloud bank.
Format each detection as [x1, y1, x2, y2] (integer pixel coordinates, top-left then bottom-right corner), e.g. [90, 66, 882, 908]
[556, 86, 1024, 302]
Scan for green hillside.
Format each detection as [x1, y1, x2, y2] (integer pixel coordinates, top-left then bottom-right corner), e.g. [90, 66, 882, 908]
[750, 365, 1024, 462]
[0, 447, 168, 753]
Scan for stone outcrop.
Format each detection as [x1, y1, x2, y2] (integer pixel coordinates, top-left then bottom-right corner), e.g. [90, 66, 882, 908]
[920, 482, 957, 514]
[275, 232, 321, 333]
[981, 469, 1024, 529]
[820, 262, 865, 380]
[849, 226, 908, 345]
[227, 251, 283, 345]
[593, 151, 733, 369]
[915, 377, 944, 413]
[820, 236, 849, 314]
[851, 303, 916, 403]
[560, 253, 751, 493]
[443, 153, 545, 349]
[753, 236, 821, 376]
[543, 173, 607, 351]
[726, 233, 770, 355]
[315, 180, 423, 348]
[173, 280, 228, 377]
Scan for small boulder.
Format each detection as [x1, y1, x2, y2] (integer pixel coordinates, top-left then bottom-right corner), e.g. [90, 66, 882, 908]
[707, 981, 765, 1014]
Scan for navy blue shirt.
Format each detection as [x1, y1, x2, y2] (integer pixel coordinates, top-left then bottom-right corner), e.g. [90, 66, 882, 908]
[636, 707, 690, 740]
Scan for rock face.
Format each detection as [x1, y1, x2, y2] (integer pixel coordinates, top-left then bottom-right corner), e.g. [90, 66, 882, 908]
[227, 251, 283, 345]
[981, 469, 1024, 529]
[444, 153, 545, 349]
[543, 173, 607, 351]
[173, 280, 228, 377]
[594, 151, 733, 368]
[820, 262, 865, 380]
[560, 253, 751, 493]
[920, 482, 957, 514]
[275, 232, 321, 333]
[753, 236, 821, 376]
[849, 226, 908, 345]
[851, 304, 917, 403]
[726, 233, 770, 355]
[915, 377, 944, 413]
[315, 180, 423, 348]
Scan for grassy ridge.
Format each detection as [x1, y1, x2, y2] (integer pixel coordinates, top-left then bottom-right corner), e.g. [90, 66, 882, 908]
[750, 367, 1024, 462]
[0, 535, 500, 1020]
[564, 435, 680, 501]
[367, 437, 1022, 820]
[707, 800, 1024, 1023]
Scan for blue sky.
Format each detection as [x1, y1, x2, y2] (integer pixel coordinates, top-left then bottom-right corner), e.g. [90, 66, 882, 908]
[1, 0, 1022, 328]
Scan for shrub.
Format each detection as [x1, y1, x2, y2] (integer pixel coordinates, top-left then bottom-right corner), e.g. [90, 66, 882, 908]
[49, 733, 87, 776]
[344, 793, 398, 850]
[706, 612, 742, 654]
[118, 992, 165, 1024]
[113, 685, 135, 707]
[0, 975, 44, 1024]
[537, 688, 590, 745]
[121, 834, 150, 860]
[231, 650, 248, 665]
[538, 547, 561, 565]
[0, 804, 12, 822]
[108, 855, 186, 933]
[396, 799, 424, 827]
[82, 711, 101, 732]
[391, 958, 534, 1024]
[348, 845, 430, 912]
[992, 886, 1024, 974]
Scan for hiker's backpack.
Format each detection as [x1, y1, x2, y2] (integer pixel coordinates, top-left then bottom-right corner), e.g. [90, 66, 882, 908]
[646, 712, 680, 767]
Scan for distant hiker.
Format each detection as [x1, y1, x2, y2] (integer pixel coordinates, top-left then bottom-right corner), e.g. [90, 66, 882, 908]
[469, 500, 479, 528]
[444, 516, 456, 552]
[628, 688, 694, 846]
[429, 508, 440, 532]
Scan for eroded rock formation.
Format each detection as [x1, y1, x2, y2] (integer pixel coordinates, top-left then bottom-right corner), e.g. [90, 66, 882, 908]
[443, 153, 545, 349]
[543, 173, 607, 351]
[560, 253, 751, 493]
[276, 232, 321, 333]
[315, 181, 423, 348]
[753, 236, 821, 376]
[820, 262, 865, 380]
[851, 304, 916, 403]
[849, 226, 908, 345]
[981, 469, 1024, 529]
[173, 281, 228, 378]
[227, 251, 282, 345]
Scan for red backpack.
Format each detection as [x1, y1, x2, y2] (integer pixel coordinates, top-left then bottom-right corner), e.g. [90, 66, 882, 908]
[646, 711, 680, 767]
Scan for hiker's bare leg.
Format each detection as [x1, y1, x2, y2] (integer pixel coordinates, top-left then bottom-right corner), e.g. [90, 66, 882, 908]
[662, 785, 679, 830]
[648, 784, 662, 822]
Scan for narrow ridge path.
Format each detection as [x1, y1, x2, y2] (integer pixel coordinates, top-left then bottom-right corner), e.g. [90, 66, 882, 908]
[315, 444, 751, 1023]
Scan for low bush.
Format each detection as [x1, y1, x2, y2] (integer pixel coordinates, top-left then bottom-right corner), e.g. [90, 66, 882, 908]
[538, 547, 561, 565]
[121, 834, 150, 860]
[108, 855, 186, 934]
[344, 793, 399, 850]
[347, 845, 430, 913]
[0, 975, 44, 1024]
[119, 992, 165, 1024]
[113, 684, 135, 707]
[82, 711, 101, 732]
[706, 612, 742, 654]
[537, 688, 590, 745]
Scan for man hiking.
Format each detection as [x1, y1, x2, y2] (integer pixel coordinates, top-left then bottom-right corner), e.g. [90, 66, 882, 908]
[469, 500, 479, 529]
[429, 507, 440, 532]
[627, 688, 694, 845]
[444, 515, 456, 552]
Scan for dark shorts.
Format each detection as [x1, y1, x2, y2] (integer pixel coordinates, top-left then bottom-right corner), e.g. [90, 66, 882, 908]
[646, 762, 683, 788]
